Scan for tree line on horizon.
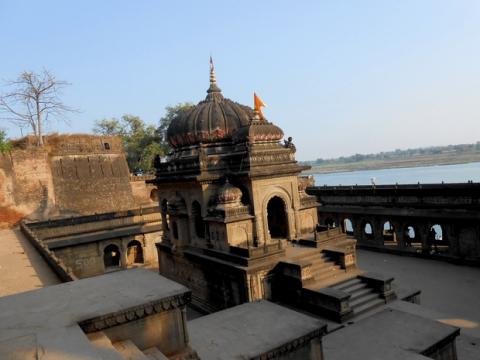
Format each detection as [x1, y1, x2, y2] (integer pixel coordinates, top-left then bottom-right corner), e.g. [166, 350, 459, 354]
[303, 142, 480, 167]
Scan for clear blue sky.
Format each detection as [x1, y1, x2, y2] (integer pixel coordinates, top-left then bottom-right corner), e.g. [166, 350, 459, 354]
[1, 0, 479, 160]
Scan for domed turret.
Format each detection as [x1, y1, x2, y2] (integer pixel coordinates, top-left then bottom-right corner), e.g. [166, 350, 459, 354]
[167, 60, 254, 148]
[232, 112, 284, 143]
[217, 180, 243, 205]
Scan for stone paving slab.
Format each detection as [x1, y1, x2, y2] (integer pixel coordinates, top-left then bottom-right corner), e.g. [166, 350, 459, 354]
[188, 300, 327, 360]
[0, 228, 60, 297]
[323, 307, 459, 360]
[357, 249, 480, 337]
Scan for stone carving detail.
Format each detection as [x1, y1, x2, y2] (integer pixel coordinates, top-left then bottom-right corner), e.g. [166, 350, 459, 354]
[78, 292, 191, 333]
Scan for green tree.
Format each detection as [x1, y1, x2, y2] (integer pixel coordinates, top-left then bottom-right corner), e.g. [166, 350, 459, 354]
[93, 115, 161, 173]
[157, 102, 194, 151]
[93, 103, 194, 173]
[0, 130, 12, 153]
[92, 118, 124, 136]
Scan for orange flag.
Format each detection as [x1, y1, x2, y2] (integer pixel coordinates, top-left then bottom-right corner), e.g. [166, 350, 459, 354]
[254, 92, 267, 119]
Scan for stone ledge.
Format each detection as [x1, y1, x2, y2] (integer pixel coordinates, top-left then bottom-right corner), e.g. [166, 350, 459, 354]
[79, 291, 191, 333]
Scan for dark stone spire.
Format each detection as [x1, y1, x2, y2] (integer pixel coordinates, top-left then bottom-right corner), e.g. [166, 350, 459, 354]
[206, 56, 223, 101]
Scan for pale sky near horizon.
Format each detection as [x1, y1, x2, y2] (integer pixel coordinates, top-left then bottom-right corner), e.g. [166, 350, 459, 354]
[1, 0, 479, 161]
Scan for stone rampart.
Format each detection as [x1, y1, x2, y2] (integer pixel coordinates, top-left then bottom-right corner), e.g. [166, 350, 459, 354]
[0, 134, 138, 222]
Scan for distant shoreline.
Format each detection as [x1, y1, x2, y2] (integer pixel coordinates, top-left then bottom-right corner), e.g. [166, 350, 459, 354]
[302, 154, 480, 175]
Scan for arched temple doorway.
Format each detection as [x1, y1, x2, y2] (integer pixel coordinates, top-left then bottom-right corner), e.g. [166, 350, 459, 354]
[104, 244, 121, 270]
[267, 196, 288, 239]
[127, 240, 144, 265]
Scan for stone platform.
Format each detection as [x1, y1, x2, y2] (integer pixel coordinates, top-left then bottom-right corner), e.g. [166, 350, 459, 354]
[0, 269, 192, 359]
[0, 228, 60, 297]
[323, 308, 460, 360]
[189, 300, 327, 359]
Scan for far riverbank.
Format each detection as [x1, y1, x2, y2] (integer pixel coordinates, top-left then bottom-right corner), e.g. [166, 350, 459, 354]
[302, 152, 480, 174]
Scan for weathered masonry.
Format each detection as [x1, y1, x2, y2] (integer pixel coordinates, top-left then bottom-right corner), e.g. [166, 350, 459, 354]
[149, 62, 400, 321]
[308, 183, 480, 262]
[23, 206, 161, 278]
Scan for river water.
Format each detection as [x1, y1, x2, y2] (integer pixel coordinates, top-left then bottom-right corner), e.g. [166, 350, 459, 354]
[311, 162, 480, 186]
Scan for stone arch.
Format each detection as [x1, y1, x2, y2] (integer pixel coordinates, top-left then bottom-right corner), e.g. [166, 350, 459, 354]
[266, 196, 289, 239]
[343, 218, 354, 235]
[428, 223, 447, 254]
[191, 200, 205, 239]
[103, 244, 121, 269]
[363, 220, 374, 241]
[262, 189, 293, 242]
[383, 220, 396, 245]
[126, 240, 144, 265]
[403, 224, 420, 248]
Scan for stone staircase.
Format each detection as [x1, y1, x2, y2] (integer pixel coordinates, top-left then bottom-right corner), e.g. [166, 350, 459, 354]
[296, 251, 357, 289]
[275, 245, 396, 323]
[331, 277, 385, 317]
[87, 331, 171, 360]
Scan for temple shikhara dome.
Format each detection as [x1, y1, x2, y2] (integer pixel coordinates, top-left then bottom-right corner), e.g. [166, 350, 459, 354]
[166, 60, 284, 149]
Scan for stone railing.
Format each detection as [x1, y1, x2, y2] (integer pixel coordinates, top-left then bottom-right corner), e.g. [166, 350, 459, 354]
[20, 221, 77, 282]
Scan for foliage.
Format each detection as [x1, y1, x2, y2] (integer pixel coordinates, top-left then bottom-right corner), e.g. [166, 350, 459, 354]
[92, 103, 193, 173]
[157, 102, 194, 149]
[0, 70, 77, 146]
[0, 130, 12, 153]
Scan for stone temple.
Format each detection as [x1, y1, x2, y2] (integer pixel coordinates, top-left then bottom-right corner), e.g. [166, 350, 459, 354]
[151, 62, 374, 317]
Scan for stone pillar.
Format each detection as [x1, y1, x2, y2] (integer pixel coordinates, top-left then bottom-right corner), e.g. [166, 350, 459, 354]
[395, 225, 405, 249]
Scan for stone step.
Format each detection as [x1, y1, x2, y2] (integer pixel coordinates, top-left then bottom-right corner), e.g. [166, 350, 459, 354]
[144, 347, 169, 360]
[310, 264, 345, 277]
[341, 281, 369, 294]
[351, 298, 385, 317]
[309, 260, 339, 273]
[307, 271, 358, 290]
[349, 287, 374, 301]
[291, 252, 327, 263]
[87, 332, 125, 360]
[331, 277, 362, 291]
[113, 339, 150, 360]
[310, 267, 343, 281]
[350, 292, 381, 308]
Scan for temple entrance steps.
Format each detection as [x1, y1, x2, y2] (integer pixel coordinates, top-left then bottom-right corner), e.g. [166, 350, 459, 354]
[330, 278, 385, 317]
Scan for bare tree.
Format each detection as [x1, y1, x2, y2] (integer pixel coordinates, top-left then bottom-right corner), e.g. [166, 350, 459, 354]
[0, 69, 77, 145]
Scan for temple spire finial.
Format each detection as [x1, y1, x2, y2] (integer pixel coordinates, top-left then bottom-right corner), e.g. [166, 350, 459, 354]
[209, 56, 216, 84]
[206, 56, 222, 98]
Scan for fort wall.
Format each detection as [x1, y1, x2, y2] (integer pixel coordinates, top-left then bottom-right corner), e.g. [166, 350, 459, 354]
[0, 134, 140, 223]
